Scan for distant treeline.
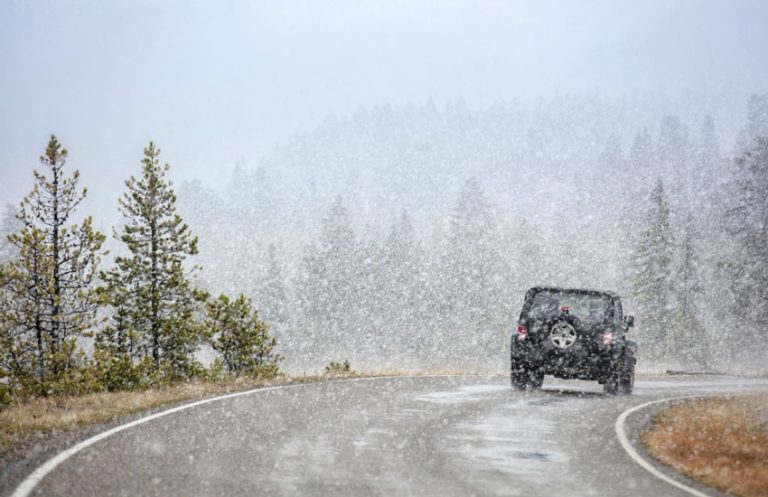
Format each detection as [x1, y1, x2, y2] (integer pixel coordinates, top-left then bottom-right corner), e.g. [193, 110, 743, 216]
[176, 94, 768, 372]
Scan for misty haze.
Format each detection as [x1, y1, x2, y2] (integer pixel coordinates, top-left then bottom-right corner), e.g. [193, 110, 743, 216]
[2, 2, 768, 497]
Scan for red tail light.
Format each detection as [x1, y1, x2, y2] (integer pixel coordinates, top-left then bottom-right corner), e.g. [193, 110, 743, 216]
[602, 330, 615, 346]
[516, 325, 528, 340]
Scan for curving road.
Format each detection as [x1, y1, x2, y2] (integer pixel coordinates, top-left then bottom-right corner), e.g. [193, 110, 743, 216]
[8, 374, 768, 497]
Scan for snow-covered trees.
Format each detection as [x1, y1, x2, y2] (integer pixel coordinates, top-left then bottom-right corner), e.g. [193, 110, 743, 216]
[673, 214, 709, 367]
[163, 97, 768, 372]
[377, 212, 426, 354]
[720, 136, 768, 360]
[440, 179, 508, 366]
[0, 136, 105, 391]
[295, 196, 358, 360]
[631, 179, 675, 361]
[630, 177, 712, 367]
[98, 143, 205, 380]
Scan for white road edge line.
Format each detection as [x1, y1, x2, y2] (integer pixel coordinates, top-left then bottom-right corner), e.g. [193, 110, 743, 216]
[615, 395, 715, 497]
[10, 374, 485, 497]
[10, 383, 297, 497]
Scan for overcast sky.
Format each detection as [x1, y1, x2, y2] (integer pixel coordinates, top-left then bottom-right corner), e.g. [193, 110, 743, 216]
[2, 0, 768, 214]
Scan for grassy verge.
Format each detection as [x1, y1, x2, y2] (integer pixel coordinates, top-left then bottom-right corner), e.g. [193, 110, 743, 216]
[643, 393, 768, 497]
[0, 377, 274, 451]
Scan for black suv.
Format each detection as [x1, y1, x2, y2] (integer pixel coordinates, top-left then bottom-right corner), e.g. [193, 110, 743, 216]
[510, 287, 636, 394]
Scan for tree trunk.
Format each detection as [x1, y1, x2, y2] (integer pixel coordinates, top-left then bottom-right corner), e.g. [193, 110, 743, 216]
[36, 318, 45, 384]
[51, 163, 61, 353]
[150, 195, 160, 369]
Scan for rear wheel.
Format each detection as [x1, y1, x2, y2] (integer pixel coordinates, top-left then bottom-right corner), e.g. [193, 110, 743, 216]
[528, 369, 544, 389]
[603, 375, 619, 395]
[618, 354, 635, 395]
[511, 371, 528, 390]
[511, 361, 543, 390]
[511, 359, 528, 390]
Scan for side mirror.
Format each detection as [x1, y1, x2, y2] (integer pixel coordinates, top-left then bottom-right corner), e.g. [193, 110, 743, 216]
[625, 315, 635, 328]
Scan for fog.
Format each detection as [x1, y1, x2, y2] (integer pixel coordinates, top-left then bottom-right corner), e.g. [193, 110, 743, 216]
[2, 0, 768, 209]
[2, 1, 768, 373]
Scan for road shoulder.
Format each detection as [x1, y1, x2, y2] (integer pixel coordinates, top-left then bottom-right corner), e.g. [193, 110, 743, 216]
[616, 393, 766, 497]
[643, 393, 768, 497]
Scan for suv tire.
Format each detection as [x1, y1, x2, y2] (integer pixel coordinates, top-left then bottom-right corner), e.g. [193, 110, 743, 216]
[528, 368, 544, 389]
[511, 372, 527, 390]
[603, 374, 619, 395]
[511, 362, 543, 390]
[603, 364, 621, 395]
[618, 354, 635, 395]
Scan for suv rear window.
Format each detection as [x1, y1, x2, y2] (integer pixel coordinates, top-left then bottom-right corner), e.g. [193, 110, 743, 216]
[526, 290, 613, 323]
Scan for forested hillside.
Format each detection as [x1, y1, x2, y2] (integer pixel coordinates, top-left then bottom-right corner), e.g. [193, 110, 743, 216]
[175, 93, 768, 372]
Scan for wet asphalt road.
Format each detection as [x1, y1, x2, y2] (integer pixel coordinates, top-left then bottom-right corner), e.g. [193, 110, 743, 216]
[12, 374, 768, 497]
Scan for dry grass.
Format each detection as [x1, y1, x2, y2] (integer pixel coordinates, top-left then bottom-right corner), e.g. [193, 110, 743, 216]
[644, 393, 768, 497]
[0, 377, 284, 450]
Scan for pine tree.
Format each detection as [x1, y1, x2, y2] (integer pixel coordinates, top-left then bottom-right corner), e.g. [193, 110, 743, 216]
[631, 179, 675, 362]
[295, 196, 357, 362]
[377, 211, 426, 361]
[0, 136, 105, 388]
[351, 237, 383, 361]
[441, 179, 507, 367]
[204, 294, 279, 376]
[620, 128, 657, 292]
[98, 142, 204, 380]
[1, 229, 52, 386]
[0, 231, 48, 393]
[381, 212, 420, 321]
[673, 213, 709, 367]
[445, 179, 503, 314]
[721, 136, 768, 361]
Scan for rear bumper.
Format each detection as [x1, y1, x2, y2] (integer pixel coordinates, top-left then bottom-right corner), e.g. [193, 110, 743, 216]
[511, 338, 619, 380]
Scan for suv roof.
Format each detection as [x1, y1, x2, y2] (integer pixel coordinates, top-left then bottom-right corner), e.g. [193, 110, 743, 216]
[527, 286, 619, 299]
